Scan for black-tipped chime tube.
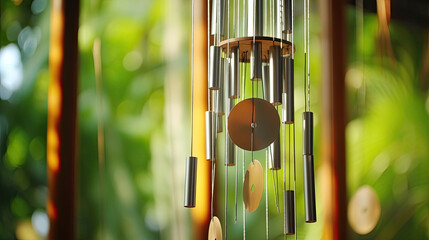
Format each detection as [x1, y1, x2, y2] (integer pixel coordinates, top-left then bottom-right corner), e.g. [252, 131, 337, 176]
[205, 111, 217, 160]
[209, 46, 221, 90]
[250, 42, 262, 81]
[282, 57, 294, 124]
[230, 47, 240, 99]
[302, 111, 316, 222]
[303, 154, 316, 222]
[302, 111, 313, 155]
[269, 45, 282, 105]
[284, 190, 295, 234]
[283, 0, 292, 34]
[268, 132, 281, 170]
[225, 99, 235, 166]
[210, 0, 225, 36]
[184, 156, 198, 207]
[262, 64, 270, 101]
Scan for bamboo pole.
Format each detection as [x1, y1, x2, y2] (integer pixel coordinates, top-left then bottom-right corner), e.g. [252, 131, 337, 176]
[47, 0, 79, 238]
[319, 0, 348, 239]
[190, 0, 211, 239]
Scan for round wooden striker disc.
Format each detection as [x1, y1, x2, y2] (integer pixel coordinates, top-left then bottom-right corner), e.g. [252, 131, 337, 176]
[228, 98, 280, 151]
[208, 216, 222, 240]
[243, 160, 264, 212]
[348, 185, 381, 235]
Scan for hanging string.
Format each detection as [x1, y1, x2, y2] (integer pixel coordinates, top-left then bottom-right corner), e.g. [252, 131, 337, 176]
[293, 123, 297, 240]
[305, 0, 311, 111]
[211, 160, 216, 219]
[190, 0, 195, 156]
[265, 150, 269, 240]
[242, 148, 246, 239]
[225, 163, 228, 239]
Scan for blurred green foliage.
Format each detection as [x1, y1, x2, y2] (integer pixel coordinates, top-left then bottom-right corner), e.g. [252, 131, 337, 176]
[1, 0, 428, 239]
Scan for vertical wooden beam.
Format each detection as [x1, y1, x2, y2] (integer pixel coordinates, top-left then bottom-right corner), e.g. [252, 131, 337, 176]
[319, 0, 348, 239]
[190, 0, 210, 239]
[47, 0, 79, 238]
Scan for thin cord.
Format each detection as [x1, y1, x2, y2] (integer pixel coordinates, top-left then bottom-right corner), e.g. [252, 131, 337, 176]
[242, 149, 246, 239]
[211, 160, 216, 219]
[235, 146, 238, 223]
[293, 123, 297, 240]
[190, 0, 194, 155]
[265, 149, 269, 240]
[225, 163, 228, 239]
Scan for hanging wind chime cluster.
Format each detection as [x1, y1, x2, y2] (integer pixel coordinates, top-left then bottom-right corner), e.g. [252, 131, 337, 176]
[184, 0, 316, 239]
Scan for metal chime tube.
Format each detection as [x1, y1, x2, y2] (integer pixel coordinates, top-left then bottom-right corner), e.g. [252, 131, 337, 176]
[282, 57, 294, 123]
[184, 156, 198, 207]
[262, 64, 270, 101]
[302, 111, 316, 222]
[205, 111, 217, 160]
[268, 132, 281, 170]
[209, 46, 221, 90]
[269, 45, 282, 105]
[225, 99, 235, 166]
[250, 42, 262, 81]
[248, 0, 263, 36]
[283, 0, 292, 34]
[218, 58, 226, 115]
[302, 112, 313, 155]
[211, 0, 225, 36]
[284, 189, 295, 234]
[229, 47, 240, 99]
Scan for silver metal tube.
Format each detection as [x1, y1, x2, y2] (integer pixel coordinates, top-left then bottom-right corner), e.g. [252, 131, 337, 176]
[269, 45, 282, 105]
[184, 156, 198, 207]
[247, 0, 263, 36]
[262, 64, 270, 101]
[303, 154, 316, 223]
[211, 0, 225, 36]
[284, 190, 295, 234]
[250, 42, 262, 81]
[229, 47, 240, 99]
[218, 59, 225, 115]
[268, 132, 281, 170]
[302, 111, 313, 155]
[282, 57, 294, 123]
[225, 99, 235, 166]
[283, 0, 292, 34]
[209, 46, 221, 90]
[205, 111, 217, 160]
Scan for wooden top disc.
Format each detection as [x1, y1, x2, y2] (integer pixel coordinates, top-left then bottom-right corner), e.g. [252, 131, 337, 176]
[218, 36, 293, 62]
[243, 160, 264, 213]
[228, 98, 280, 151]
[208, 216, 222, 240]
[348, 185, 381, 235]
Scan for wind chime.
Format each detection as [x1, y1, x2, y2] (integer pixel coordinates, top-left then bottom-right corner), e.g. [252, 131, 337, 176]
[184, 0, 316, 239]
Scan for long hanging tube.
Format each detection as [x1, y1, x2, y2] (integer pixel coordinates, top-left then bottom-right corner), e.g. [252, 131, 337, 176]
[230, 47, 240, 99]
[282, 57, 294, 124]
[302, 112, 316, 222]
[211, 0, 225, 36]
[184, 0, 197, 208]
[269, 45, 282, 105]
[206, 111, 217, 160]
[247, 0, 263, 36]
[250, 42, 262, 81]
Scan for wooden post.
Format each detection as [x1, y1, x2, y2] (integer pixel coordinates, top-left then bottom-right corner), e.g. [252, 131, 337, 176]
[190, 0, 211, 239]
[319, 0, 348, 239]
[47, 0, 79, 238]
